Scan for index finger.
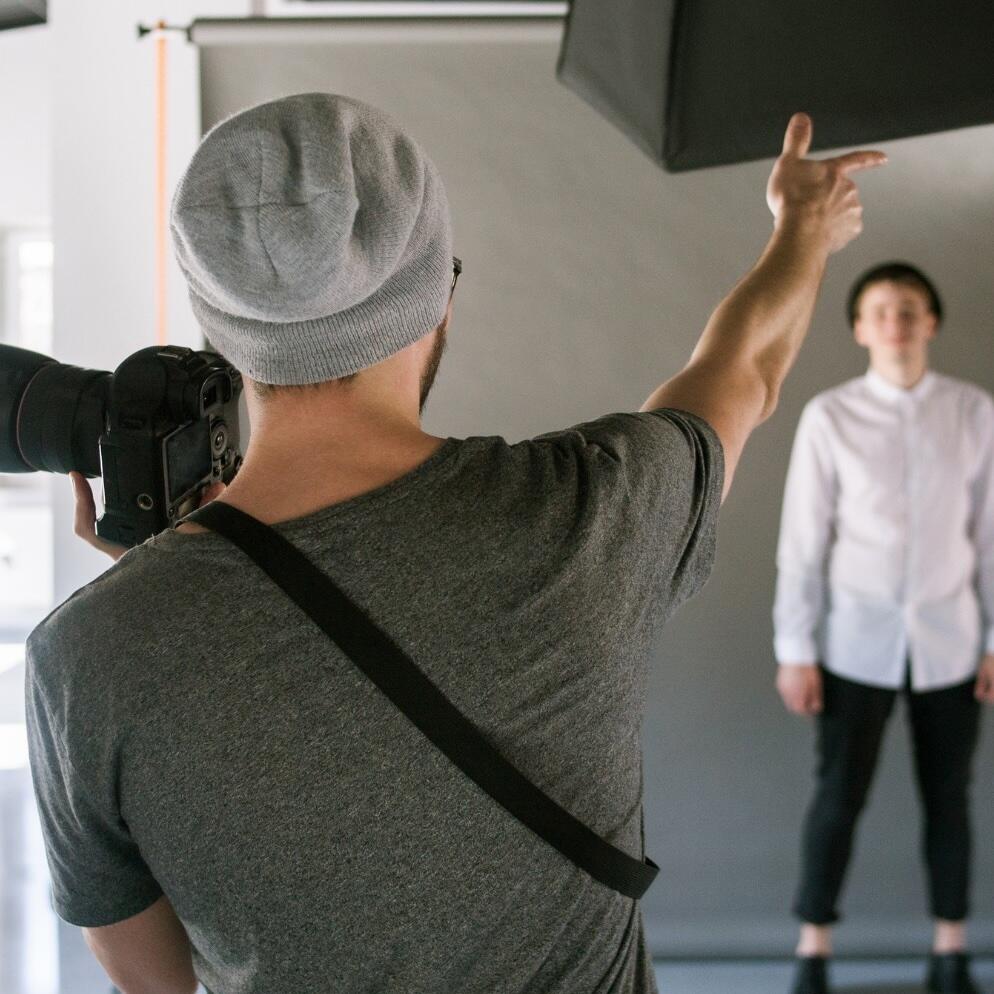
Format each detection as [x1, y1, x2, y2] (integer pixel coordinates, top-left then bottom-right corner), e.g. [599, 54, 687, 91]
[832, 149, 888, 175]
[70, 472, 97, 539]
[70, 472, 128, 561]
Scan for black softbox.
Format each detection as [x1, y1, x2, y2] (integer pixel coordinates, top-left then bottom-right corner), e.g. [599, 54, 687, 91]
[0, 0, 46, 31]
[557, 0, 994, 172]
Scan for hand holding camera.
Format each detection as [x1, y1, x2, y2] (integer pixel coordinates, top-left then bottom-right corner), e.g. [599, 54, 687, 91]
[69, 471, 227, 561]
[0, 344, 243, 548]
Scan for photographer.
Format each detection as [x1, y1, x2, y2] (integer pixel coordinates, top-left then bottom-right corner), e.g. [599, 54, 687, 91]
[26, 96, 883, 994]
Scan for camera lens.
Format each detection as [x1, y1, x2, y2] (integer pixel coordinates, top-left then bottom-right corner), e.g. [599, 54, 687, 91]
[1, 345, 52, 472]
[0, 344, 110, 476]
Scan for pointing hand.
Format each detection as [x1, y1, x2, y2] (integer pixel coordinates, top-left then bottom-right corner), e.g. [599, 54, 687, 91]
[766, 113, 888, 255]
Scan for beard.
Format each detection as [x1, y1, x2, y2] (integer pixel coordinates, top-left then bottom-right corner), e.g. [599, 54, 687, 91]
[419, 322, 448, 414]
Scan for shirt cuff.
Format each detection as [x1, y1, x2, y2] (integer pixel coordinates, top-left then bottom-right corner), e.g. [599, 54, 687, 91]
[985, 627, 994, 655]
[774, 635, 819, 664]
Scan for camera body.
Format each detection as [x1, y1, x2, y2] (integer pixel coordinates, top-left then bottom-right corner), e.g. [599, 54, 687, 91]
[96, 346, 243, 546]
[0, 344, 243, 547]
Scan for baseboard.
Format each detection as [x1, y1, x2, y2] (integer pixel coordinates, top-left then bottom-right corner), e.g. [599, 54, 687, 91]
[645, 916, 994, 959]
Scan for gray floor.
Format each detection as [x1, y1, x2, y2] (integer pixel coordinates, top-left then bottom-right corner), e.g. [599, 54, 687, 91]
[654, 959, 994, 994]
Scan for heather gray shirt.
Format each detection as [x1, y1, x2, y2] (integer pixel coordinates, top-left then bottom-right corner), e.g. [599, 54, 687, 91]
[27, 409, 723, 994]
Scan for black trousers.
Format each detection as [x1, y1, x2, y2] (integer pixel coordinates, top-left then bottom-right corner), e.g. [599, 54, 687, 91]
[793, 666, 982, 925]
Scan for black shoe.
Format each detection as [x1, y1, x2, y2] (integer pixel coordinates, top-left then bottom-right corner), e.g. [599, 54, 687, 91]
[926, 952, 981, 994]
[791, 955, 830, 994]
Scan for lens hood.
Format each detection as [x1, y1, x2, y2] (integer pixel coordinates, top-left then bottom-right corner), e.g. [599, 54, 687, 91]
[0, 344, 56, 472]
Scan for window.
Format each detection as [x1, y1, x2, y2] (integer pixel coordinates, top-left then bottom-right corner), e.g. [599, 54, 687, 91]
[3, 230, 53, 353]
[1, 230, 54, 639]
[0, 228, 57, 993]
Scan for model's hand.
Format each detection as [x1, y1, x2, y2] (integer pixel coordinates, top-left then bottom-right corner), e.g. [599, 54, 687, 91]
[70, 471, 225, 563]
[766, 113, 887, 255]
[776, 663, 824, 716]
[975, 653, 994, 705]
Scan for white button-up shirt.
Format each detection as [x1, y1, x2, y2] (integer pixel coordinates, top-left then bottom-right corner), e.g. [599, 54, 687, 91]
[773, 369, 994, 690]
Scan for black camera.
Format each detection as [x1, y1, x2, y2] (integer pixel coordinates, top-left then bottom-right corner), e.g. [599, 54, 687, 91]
[0, 344, 243, 547]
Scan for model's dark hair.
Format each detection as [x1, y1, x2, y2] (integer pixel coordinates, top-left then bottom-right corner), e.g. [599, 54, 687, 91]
[846, 261, 943, 328]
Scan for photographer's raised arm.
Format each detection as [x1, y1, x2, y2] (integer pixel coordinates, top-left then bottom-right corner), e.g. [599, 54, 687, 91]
[641, 114, 887, 500]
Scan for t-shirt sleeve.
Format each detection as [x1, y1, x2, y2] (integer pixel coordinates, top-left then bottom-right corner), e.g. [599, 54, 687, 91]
[537, 408, 724, 627]
[25, 627, 163, 927]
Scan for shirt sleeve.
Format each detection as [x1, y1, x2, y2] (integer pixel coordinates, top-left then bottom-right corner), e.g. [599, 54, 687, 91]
[967, 392, 994, 654]
[537, 408, 724, 627]
[773, 400, 838, 664]
[25, 629, 163, 927]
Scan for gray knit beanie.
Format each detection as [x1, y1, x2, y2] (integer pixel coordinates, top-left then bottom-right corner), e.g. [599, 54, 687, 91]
[170, 93, 453, 384]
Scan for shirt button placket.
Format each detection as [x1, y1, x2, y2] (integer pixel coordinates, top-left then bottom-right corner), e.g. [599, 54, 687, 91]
[904, 398, 917, 683]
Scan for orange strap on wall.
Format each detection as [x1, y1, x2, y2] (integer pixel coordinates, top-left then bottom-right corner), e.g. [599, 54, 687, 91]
[154, 21, 168, 346]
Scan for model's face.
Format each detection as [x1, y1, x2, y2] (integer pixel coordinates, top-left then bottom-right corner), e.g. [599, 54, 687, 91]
[853, 281, 937, 364]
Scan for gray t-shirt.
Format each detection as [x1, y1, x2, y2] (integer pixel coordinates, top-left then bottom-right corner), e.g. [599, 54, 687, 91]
[26, 409, 723, 994]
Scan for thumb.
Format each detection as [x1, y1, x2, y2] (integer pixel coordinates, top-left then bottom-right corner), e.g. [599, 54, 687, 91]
[782, 112, 813, 158]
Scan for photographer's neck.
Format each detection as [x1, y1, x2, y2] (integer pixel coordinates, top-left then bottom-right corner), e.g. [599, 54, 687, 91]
[181, 344, 444, 531]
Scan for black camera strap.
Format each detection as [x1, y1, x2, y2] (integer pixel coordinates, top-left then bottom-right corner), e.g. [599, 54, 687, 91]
[187, 500, 658, 901]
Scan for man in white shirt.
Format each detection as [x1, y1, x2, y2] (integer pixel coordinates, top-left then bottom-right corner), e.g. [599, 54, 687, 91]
[774, 262, 994, 994]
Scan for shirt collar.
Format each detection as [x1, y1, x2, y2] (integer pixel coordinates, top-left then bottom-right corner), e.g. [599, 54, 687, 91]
[864, 367, 936, 405]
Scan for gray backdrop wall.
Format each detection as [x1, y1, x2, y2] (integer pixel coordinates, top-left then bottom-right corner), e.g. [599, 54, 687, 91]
[194, 18, 994, 957]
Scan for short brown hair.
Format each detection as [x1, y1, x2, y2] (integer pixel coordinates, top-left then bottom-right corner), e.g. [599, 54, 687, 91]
[250, 373, 358, 402]
[847, 262, 943, 328]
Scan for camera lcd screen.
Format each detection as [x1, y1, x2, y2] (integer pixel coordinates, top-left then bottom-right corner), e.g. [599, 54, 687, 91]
[164, 419, 211, 503]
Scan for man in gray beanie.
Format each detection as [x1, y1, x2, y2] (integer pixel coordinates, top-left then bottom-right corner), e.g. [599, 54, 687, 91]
[28, 97, 884, 994]
[171, 93, 455, 387]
